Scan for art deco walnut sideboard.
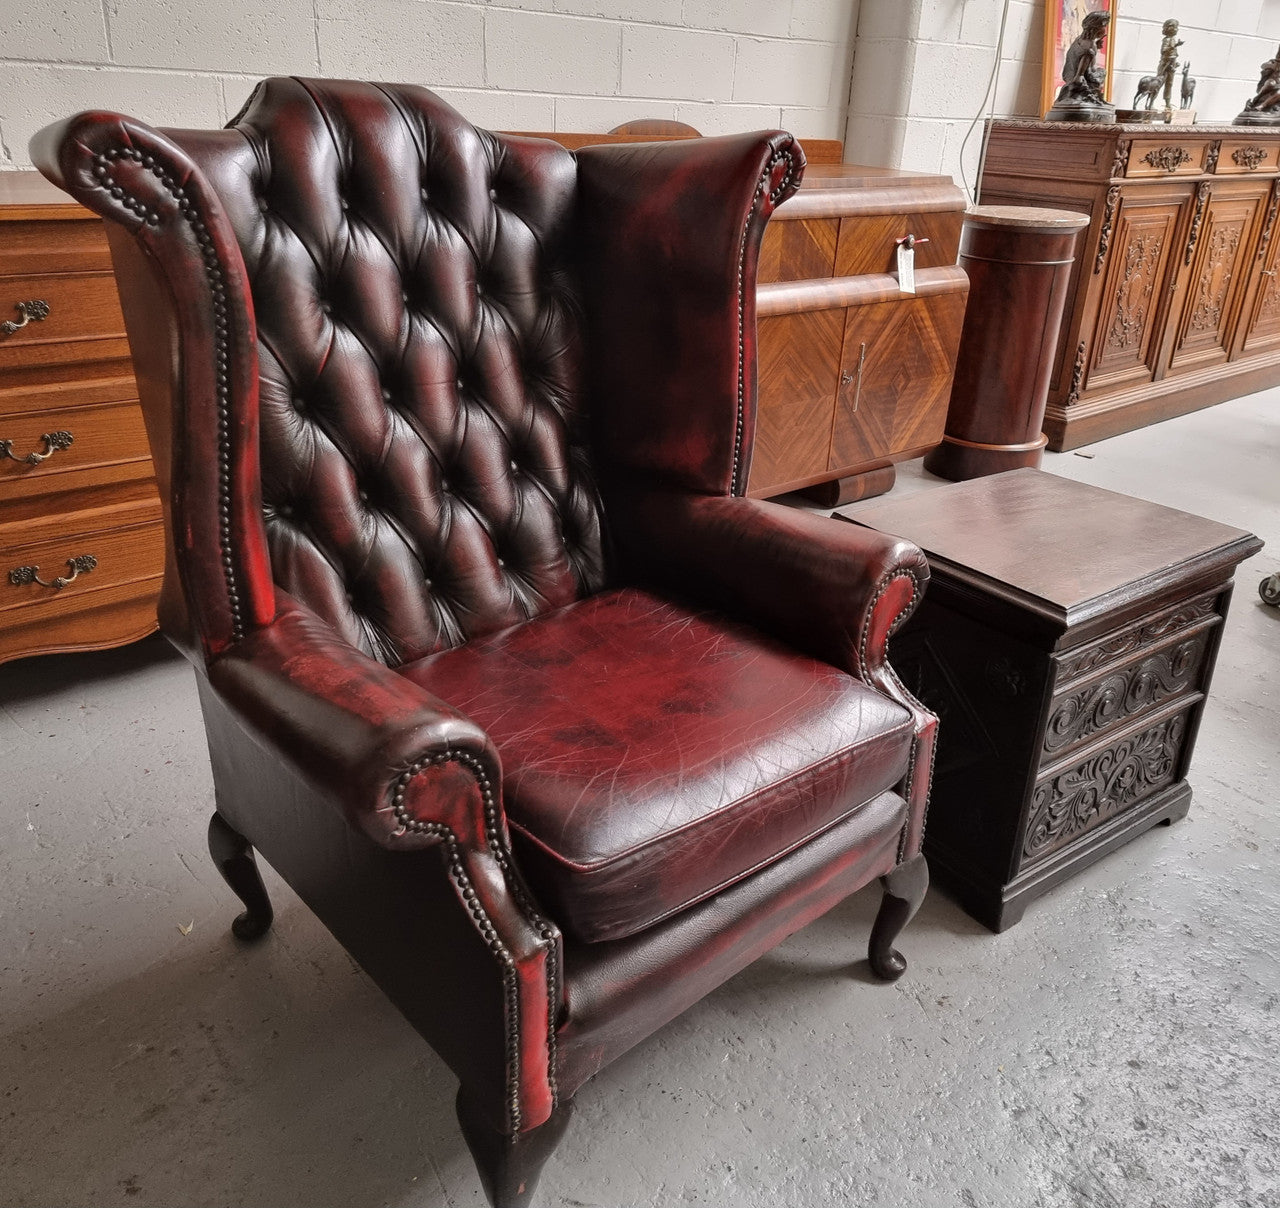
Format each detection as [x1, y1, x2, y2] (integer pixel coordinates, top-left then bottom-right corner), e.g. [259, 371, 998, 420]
[747, 164, 969, 504]
[0, 173, 161, 665]
[980, 120, 1280, 451]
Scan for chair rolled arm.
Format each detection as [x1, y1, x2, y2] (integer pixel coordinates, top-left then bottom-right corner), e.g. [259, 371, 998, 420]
[612, 490, 929, 683]
[207, 593, 506, 855]
[207, 591, 566, 1133]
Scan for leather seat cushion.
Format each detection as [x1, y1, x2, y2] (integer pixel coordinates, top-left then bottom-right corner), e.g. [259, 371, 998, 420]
[400, 588, 914, 943]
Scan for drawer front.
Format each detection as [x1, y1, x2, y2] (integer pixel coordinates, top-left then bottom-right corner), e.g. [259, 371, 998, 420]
[0, 399, 151, 499]
[835, 209, 961, 277]
[0, 216, 114, 276]
[1042, 620, 1215, 761]
[1126, 140, 1210, 178]
[1053, 589, 1221, 684]
[1023, 708, 1191, 866]
[1, 509, 164, 622]
[0, 272, 127, 369]
[1216, 140, 1279, 176]
[759, 216, 838, 284]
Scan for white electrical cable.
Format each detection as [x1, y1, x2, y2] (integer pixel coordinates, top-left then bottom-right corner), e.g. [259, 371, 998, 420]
[959, 0, 1016, 205]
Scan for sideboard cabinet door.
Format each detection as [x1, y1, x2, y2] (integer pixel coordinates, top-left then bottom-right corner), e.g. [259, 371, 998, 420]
[827, 290, 967, 472]
[1164, 179, 1271, 377]
[1087, 183, 1194, 396]
[753, 309, 842, 489]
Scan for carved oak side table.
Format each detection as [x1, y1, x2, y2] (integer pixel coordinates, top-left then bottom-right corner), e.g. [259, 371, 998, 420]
[845, 469, 1262, 930]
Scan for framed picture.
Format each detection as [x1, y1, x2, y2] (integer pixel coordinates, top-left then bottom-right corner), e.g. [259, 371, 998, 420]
[1041, 0, 1118, 117]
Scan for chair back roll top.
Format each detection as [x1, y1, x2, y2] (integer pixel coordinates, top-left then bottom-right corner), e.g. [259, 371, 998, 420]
[187, 77, 605, 665]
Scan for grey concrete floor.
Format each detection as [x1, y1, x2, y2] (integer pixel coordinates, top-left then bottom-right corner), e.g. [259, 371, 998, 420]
[1, 390, 1277, 1208]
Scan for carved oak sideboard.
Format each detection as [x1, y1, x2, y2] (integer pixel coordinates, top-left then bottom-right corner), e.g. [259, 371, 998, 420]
[847, 469, 1262, 931]
[0, 173, 162, 664]
[981, 120, 1280, 450]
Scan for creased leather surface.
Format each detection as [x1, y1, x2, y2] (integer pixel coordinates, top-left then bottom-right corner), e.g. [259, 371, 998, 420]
[403, 588, 913, 942]
[198, 78, 605, 666]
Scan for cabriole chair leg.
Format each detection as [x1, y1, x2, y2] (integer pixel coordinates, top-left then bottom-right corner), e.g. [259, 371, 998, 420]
[207, 810, 274, 942]
[456, 1087, 574, 1208]
[868, 853, 929, 981]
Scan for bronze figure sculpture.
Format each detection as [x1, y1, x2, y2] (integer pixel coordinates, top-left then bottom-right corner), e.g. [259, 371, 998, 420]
[1156, 20, 1184, 111]
[1045, 10, 1115, 124]
[1237, 46, 1280, 126]
[1180, 62, 1196, 110]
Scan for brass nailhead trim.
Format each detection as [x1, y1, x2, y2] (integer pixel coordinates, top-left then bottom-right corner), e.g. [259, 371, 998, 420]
[392, 750, 560, 1132]
[93, 147, 244, 640]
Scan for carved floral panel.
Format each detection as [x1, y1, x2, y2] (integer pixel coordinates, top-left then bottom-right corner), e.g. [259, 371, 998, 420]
[1106, 232, 1164, 353]
[1043, 633, 1208, 756]
[1024, 714, 1188, 862]
[1188, 222, 1243, 336]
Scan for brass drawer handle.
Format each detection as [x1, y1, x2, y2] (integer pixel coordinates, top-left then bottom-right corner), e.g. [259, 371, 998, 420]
[0, 299, 51, 336]
[9, 553, 98, 590]
[0, 429, 74, 465]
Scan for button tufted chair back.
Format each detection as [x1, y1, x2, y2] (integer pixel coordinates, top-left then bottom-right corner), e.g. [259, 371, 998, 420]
[193, 77, 604, 665]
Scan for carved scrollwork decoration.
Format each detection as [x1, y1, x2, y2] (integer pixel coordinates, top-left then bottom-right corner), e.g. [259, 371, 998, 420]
[1107, 233, 1162, 352]
[1112, 140, 1131, 179]
[1066, 341, 1087, 405]
[1094, 185, 1122, 274]
[1205, 142, 1221, 174]
[1258, 179, 1280, 261]
[1142, 145, 1192, 173]
[1185, 181, 1211, 266]
[1231, 144, 1268, 170]
[985, 656, 1028, 700]
[1057, 597, 1217, 681]
[1043, 636, 1206, 755]
[1025, 714, 1188, 861]
[1189, 224, 1242, 333]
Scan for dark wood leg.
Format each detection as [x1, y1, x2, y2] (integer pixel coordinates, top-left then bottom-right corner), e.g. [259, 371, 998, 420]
[457, 1088, 574, 1208]
[868, 854, 928, 981]
[207, 811, 274, 942]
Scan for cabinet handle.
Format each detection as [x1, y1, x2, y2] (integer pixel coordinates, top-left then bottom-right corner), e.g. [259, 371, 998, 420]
[8, 554, 98, 590]
[1263, 269, 1277, 278]
[0, 299, 51, 336]
[847, 343, 867, 413]
[0, 429, 74, 465]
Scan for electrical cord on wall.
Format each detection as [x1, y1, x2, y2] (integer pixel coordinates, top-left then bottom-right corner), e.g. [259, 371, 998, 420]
[958, 0, 1015, 205]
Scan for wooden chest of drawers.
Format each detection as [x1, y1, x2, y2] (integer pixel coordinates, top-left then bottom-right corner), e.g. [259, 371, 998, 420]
[848, 469, 1262, 931]
[747, 164, 969, 503]
[0, 173, 161, 665]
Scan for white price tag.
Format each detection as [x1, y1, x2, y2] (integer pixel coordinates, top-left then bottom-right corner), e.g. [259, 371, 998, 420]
[896, 240, 916, 295]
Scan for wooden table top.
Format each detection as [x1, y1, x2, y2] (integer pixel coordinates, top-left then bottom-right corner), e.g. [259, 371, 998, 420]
[848, 469, 1261, 614]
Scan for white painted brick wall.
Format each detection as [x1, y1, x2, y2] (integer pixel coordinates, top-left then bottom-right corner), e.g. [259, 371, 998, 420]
[844, 0, 1280, 200]
[0, 0, 861, 170]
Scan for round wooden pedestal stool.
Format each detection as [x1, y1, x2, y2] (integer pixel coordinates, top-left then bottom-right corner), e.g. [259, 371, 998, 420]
[924, 206, 1089, 481]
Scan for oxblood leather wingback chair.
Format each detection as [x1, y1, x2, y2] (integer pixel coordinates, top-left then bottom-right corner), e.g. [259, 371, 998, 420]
[33, 78, 937, 1207]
